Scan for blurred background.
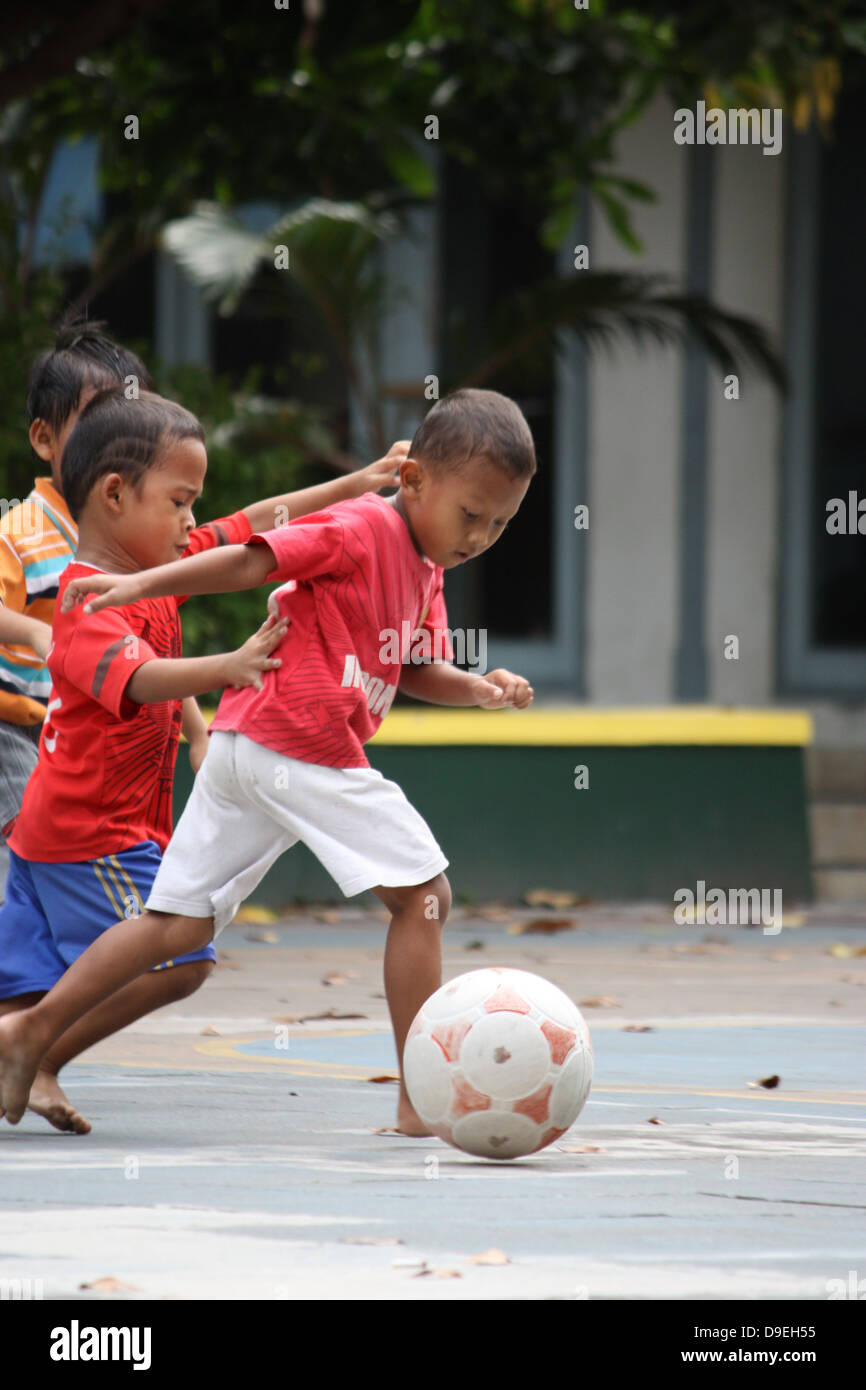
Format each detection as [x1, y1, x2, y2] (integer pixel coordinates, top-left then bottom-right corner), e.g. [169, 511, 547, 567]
[2, 1, 866, 900]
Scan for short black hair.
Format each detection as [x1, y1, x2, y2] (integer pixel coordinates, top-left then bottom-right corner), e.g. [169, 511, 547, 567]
[409, 388, 537, 479]
[27, 313, 154, 435]
[61, 389, 205, 521]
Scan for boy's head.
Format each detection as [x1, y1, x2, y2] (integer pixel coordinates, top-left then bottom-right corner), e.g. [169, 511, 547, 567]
[62, 389, 207, 570]
[400, 388, 536, 569]
[28, 316, 154, 492]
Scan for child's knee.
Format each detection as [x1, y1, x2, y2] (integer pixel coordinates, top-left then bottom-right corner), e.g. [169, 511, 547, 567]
[421, 873, 451, 925]
[376, 874, 451, 923]
[161, 958, 213, 1002]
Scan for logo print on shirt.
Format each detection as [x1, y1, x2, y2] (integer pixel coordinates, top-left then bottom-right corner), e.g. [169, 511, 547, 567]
[340, 654, 396, 718]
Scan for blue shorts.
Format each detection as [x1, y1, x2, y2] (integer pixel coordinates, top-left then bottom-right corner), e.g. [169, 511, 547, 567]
[0, 840, 216, 999]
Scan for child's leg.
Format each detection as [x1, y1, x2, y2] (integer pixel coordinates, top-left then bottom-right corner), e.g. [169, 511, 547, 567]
[0, 909, 213, 1123]
[30, 959, 213, 1133]
[0, 993, 43, 1016]
[372, 872, 451, 1135]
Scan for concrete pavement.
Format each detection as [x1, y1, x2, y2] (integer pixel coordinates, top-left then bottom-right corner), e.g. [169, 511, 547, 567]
[1, 904, 864, 1301]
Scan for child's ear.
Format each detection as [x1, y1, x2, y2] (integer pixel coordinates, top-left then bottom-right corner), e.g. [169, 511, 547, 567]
[29, 418, 56, 463]
[400, 456, 425, 494]
[101, 472, 126, 513]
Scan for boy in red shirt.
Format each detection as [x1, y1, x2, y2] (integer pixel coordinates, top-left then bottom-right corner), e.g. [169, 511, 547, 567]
[0, 388, 536, 1137]
[0, 385, 407, 1133]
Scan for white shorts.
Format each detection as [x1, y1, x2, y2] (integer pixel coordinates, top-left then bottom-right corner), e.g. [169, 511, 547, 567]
[146, 730, 449, 934]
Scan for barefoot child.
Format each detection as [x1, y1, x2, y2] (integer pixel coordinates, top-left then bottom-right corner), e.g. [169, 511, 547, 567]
[0, 388, 536, 1136]
[0, 383, 409, 1132]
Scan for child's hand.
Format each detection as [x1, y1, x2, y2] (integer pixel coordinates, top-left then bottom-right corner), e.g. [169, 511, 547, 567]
[61, 572, 143, 614]
[222, 614, 289, 691]
[353, 440, 411, 495]
[469, 668, 534, 710]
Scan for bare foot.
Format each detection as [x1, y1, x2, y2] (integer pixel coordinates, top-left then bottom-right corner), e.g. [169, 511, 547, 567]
[395, 1096, 432, 1137]
[0, 1011, 47, 1125]
[28, 1070, 91, 1134]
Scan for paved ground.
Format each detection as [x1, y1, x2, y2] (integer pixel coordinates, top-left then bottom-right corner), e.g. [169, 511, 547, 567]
[1, 902, 864, 1301]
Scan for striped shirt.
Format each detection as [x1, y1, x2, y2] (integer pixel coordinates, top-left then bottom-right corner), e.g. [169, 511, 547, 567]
[0, 478, 78, 726]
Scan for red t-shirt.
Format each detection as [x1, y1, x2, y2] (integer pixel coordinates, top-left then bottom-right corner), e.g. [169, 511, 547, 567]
[211, 493, 452, 767]
[9, 511, 252, 862]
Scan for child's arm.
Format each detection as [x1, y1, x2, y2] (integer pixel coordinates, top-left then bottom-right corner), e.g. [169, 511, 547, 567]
[399, 662, 534, 709]
[125, 614, 287, 703]
[181, 697, 210, 773]
[0, 605, 52, 659]
[62, 542, 276, 615]
[240, 441, 408, 532]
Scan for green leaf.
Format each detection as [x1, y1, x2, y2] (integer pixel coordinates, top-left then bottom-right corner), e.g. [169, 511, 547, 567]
[382, 139, 436, 196]
[591, 183, 644, 255]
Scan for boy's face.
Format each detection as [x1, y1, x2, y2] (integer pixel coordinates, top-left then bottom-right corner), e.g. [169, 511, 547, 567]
[398, 454, 531, 569]
[29, 383, 109, 492]
[87, 437, 207, 571]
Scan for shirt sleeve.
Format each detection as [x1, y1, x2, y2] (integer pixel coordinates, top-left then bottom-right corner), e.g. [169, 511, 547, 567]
[183, 509, 253, 558]
[0, 534, 24, 609]
[60, 608, 159, 720]
[419, 574, 454, 662]
[248, 513, 348, 583]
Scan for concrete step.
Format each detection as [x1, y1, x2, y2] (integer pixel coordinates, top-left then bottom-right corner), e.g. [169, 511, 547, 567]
[806, 747, 866, 799]
[810, 803, 866, 866]
[813, 868, 866, 902]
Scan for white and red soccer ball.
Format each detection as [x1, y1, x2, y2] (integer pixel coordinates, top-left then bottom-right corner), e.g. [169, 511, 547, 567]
[404, 967, 593, 1159]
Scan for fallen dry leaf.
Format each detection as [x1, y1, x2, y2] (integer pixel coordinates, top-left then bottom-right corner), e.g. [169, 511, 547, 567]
[579, 995, 620, 1008]
[466, 1248, 510, 1266]
[507, 917, 575, 936]
[271, 1014, 300, 1024]
[748, 1074, 781, 1089]
[622, 1024, 654, 1032]
[434, 1269, 462, 1279]
[200, 1024, 221, 1036]
[647, 1116, 666, 1125]
[367, 1074, 400, 1084]
[476, 904, 514, 921]
[557, 1144, 606, 1154]
[234, 905, 279, 925]
[244, 929, 278, 944]
[78, 1277, 140, 1293]
[369, 1126, 404, 1136]
[322, 971, 357, 986]
[298, 1010, 367, 1022]
[524, 889, 589, 910]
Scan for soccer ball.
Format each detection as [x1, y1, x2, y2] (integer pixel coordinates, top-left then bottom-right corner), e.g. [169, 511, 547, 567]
[404, 967, 593, 1159]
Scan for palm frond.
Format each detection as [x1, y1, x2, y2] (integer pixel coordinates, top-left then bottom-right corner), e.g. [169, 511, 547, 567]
[161, 203, 269, 313]
[464, 271, 786, 391]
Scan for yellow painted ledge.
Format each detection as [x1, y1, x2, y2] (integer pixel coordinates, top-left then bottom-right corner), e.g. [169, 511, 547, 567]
[370, 706, 812, 747]
[194, 705, 812, 746]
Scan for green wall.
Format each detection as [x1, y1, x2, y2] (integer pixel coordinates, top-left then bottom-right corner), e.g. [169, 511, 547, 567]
[172, 743, 811, 905]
